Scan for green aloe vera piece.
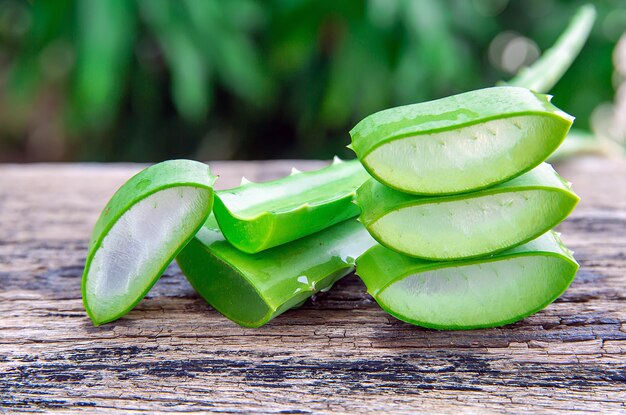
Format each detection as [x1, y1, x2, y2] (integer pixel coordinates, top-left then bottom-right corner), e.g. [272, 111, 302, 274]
[507, 4, 596, 94]
[356, 231, 578, 330]
[82, 159, 216, 326]
[349, 86, 573, 195]
[176, 217, 376, 327]
[213, 157, 370, 253]
[356, 162, 579, 260]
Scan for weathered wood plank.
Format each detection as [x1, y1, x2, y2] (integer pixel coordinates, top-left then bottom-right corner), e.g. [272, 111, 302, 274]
[0, 157, 625, 414]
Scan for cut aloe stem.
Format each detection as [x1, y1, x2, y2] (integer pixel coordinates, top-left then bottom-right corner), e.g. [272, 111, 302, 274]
[176, 217, 376, 328]
[356, 162, 579, 260]
[213, 157, 370, 253]
[507, 4, 596, 94]
[350, 86, 573, 195]
[356, 231, 578, 330]
[82, 160, 216, 326]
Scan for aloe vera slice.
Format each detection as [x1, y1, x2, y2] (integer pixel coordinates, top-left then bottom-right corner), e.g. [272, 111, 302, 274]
[356, 162, 578, 260]
[356, 231, 578, 330]
[507, 4, 596, 94]
[213, 157, 370, 253]
[350, 86, 573, 195]
[176, 217, 376, 327]
[82, 160, 216, 326]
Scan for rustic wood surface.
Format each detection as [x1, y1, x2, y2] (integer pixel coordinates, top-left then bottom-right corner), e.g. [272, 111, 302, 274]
[0, 158, 625, 414]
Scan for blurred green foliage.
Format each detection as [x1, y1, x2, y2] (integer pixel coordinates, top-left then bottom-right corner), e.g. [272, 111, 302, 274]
[0, 0, 623, 161]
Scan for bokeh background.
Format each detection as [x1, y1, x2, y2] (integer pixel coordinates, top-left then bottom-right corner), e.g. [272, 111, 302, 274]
[0, 0, 624, 162]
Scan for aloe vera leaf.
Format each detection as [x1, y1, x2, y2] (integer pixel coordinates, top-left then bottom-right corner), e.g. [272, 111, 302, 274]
[507, 4, 596, 94]
[82, 160, 216, 326]
[176, 217, 376, 328]
[213, 158, 370, 253]
[349, 86, 573, 195]
[356, 231, 578, 330]
[356, 162, 579, 260]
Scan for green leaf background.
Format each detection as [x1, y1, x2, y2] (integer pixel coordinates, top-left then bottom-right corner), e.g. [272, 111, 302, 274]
[0, 0, 622, 161]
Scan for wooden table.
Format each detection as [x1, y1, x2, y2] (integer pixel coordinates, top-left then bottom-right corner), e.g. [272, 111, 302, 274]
[1, 158, 625, 414]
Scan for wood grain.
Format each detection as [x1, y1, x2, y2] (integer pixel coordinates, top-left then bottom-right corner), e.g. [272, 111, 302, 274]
[0, 158, 625, 414]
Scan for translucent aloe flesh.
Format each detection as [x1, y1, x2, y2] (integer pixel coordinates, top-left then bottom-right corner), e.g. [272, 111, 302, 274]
[176, 217, 376, 327]
[82, 160, 216, 326]
[356, 231, 578, 330]
[349, 86, 573, 195]
[356, 163, 579, 260]
[213, 158, 370, 253]
[507, 4, 596, 94]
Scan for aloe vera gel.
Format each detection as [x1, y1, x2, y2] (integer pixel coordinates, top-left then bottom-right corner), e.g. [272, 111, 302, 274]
[350, 87, 573, 195]
[82, 160, 216, 326]
[357, 232, 578, 329]
[357, 163, 579, 260]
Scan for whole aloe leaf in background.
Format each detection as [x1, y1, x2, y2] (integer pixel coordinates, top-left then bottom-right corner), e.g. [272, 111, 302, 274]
[507, 4, 597, 94]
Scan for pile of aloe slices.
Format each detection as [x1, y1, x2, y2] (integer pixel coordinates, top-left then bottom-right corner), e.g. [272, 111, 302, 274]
[82, 5, 595, 329]
[352, 86, 580, 329]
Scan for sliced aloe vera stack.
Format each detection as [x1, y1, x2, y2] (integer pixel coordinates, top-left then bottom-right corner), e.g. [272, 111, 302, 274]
[177, 217, 376, 327]
[82, 160, 216, 326]
[356, 231, 578, 330]
[356, 163, 578, 260]
[213, 157, 370, 253]
[350, 86, 573, 195]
